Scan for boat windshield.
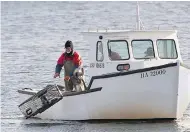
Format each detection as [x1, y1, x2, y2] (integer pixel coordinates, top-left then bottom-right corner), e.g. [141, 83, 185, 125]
[157, 39, 178, 59]
[132, 39, 155, 59]
[107, 40, 130, 61]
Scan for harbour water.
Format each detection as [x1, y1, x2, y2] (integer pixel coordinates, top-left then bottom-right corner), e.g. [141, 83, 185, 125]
[1, 1, 190, 132]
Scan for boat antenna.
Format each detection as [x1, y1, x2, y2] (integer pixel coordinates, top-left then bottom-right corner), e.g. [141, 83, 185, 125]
[136, 1, 144, 30]
[136, 1, 140, 30]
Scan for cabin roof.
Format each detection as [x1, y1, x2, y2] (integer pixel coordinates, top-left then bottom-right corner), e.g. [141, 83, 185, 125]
[82, 30, 178, 40]
[82, 30, 177, 34]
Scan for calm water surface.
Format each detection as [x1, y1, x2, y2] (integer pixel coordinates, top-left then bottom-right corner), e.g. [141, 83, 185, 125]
[1, 1, 190, 132]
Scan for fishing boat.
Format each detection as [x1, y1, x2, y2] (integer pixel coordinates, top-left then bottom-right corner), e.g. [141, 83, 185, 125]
[18, 2, 190, 120]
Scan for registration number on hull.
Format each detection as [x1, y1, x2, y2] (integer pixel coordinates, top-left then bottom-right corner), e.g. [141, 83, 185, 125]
[140, 69, 166, 78]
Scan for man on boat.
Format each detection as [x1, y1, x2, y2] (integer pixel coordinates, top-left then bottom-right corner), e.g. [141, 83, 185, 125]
[108, 48, 121, 60]
[144, 47, 154, 58]
[54, 40, 84, 92]
[110, 51, 121, 60]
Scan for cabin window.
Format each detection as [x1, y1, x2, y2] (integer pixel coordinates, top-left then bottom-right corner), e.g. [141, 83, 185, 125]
[132, 40, 155, 59]
[157, 39, 178, 59]
[96, 41, 104, 61]
[107, 40, 130, 60]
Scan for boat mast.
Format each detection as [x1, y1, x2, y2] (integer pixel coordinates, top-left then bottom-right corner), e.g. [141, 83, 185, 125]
[136, 1, 140, 30]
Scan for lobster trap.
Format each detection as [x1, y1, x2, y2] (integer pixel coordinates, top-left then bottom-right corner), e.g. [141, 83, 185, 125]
[18, 84, 63, 119]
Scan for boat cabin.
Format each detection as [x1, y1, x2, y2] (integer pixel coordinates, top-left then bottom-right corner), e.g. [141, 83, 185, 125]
[82, 30, 182, 77]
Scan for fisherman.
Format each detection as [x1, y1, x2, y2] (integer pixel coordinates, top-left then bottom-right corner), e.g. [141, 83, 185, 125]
[54, 40, 84, 92]
[144, 47, 154, 58]
[108, 48, 121, 60]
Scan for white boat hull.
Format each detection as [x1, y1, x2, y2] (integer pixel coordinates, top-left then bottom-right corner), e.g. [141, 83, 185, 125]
[18, 62, 190, 120]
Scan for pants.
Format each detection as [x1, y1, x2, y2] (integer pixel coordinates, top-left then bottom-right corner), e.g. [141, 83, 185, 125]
[64, 76, 85, 92]
[64, 79, 73, 91]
